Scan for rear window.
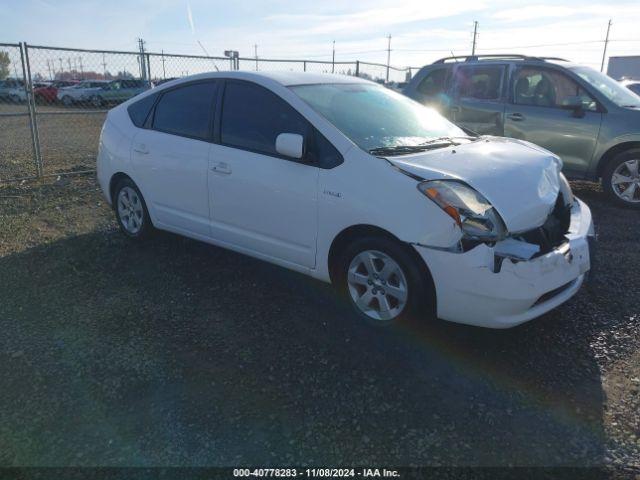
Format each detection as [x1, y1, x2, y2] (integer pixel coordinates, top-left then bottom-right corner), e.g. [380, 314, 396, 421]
[127, 93, 158, 128]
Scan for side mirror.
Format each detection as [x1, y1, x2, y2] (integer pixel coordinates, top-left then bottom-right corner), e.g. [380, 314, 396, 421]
[561, 95, 585, 117]
[275, 133, 304, 159]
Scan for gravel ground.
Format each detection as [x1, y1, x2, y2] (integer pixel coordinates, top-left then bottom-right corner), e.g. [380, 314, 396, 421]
[0, 103, 105, 181]
[0, 175, 638, 474]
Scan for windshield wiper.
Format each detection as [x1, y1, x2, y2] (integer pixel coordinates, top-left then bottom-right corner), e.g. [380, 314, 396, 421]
[368, 144, 447, 156]
[419, 135, 477, 146]
[369, 136, 479, 157]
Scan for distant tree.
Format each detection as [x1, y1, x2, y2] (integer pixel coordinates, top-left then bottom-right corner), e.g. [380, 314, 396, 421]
[116, 70, 134, 79]
[0, 51, 10, 80]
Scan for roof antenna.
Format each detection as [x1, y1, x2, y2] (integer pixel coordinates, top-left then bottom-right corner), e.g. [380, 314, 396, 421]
[450, 51, 459, 62]
[187, 3, 220, 71]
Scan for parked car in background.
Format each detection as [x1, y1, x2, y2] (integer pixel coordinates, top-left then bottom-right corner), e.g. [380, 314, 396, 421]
[404, 55, 640, 207]
[97, 71, 594, 329]
[57, 80, 110, 106]
[620, 78, 640, 96]
[0, 78, 27, 104]
[89, 79, 150, 107]
[34, 80, 79, 104]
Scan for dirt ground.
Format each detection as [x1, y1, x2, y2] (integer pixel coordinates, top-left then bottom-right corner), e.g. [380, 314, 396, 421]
[0, 175, 638, 473]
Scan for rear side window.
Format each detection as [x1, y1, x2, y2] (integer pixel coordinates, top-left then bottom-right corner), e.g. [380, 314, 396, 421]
[454, 65, 505, 101]
[127, 93, 157, 128]
[152, 81, 218, 140]
[221, 81, 307, 157]
[417, 68, 449, 96]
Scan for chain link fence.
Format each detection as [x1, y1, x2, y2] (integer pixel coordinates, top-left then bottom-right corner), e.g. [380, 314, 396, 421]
[0, 42, 415, 183]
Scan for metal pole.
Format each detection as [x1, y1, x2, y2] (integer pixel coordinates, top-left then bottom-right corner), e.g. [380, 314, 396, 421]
[471, 21, 478, 55]
[355, 60, 359, 77]
[303, 61, 306, 72]
[601, 19, 612, 72]
[332, 40, 335, 74]
[146, 53, 151, 84]
[385, 35, 392, 83]
[161, 49, 166, 79]
[21, 43, 43, 177]
[254, 44, 258, 71]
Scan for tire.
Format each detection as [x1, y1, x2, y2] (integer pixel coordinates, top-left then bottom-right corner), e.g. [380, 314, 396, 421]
[9, 94, 20, 104]
[91, 95, 103, 108]
[62, 95, 73, 106]
[113, 178, 154, 241]
[334, 236, 435, 327]
[602, 149, 640, 208]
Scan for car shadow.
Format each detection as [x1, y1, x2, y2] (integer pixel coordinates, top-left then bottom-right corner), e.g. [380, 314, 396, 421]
[0, 226, 617, 471]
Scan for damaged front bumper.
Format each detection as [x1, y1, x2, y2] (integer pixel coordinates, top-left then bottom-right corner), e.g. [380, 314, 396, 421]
[414, 198, 594, 328]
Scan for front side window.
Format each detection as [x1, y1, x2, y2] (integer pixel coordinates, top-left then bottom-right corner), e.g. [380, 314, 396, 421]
[221, 82, 307, 156]
[571, 66, 640, 108]
[512, 67, 596, 111]
[454, 65, 504, 101]
[417, 68, 449, 96]
[290, 83, 464, 152]
[153, 81, 218, 140]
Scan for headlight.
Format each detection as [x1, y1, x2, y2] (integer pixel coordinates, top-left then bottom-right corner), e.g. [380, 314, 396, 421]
[417, 180, 507, 241]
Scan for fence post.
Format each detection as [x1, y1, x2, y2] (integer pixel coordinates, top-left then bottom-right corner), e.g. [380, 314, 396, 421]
[20, 42, 43, 177]
[146, 53, 152, 84]
[355, 60, 359, 77]
[303, 61, 306, 72]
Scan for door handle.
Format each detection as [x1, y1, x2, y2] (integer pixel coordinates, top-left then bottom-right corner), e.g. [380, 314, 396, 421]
[133, 143, 149, 154]
[507, 113, 525, 121]
[211, 162, 232, 175]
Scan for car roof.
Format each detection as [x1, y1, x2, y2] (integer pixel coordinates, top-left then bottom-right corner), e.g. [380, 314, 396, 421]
[160, 70, 371, 87]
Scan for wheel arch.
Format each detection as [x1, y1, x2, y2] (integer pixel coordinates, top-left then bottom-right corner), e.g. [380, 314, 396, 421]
[596, 141, 640, 178]
[327, 224, 437, 314]
[109, 172, 134, 205]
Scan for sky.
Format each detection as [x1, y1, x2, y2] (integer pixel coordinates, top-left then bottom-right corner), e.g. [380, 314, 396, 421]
[2, 0, 640, 80]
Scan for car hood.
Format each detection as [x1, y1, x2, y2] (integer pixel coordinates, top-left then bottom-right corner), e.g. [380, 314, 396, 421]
[387, 137, 562, 233]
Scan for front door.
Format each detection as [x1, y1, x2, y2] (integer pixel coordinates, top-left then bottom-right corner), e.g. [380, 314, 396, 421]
[208, 80, 319, 268]
[449, 64, 507, 135]
[504, 66, 602, 177]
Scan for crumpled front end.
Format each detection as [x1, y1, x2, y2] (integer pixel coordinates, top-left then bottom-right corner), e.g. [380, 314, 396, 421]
[414, 197, 594, 328]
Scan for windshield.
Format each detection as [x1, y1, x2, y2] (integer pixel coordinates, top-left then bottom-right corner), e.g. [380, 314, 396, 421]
[290, 83, 465, 152]
[571, 66, 640, 108]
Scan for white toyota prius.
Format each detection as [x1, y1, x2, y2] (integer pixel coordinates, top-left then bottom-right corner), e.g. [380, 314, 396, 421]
[97, 71, 595, 329]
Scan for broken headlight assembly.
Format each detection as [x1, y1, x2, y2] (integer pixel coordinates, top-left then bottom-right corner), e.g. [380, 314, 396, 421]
[418, 180, 507, 242]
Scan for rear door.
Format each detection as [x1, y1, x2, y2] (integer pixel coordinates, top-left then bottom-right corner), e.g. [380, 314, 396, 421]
[207, 80, 319, 268]
[504, 65, 602, 177]
[450, 63, 507, 135]
[131, 80, 218, 236]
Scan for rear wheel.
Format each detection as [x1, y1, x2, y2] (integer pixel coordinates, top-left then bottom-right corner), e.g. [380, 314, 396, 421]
[113, 178, 154, 240]
[62, 95, 73, 106]
[91, 95, 103, 108]
[335, 236, 434, 327]
[602, 149, 640, 208]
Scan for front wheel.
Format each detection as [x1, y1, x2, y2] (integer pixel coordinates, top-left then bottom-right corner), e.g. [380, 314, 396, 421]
[602, 149, 640, 208]
[336, 236, 435, 327]
[113, 178, 154, 240]
[61, 95, 73, 106]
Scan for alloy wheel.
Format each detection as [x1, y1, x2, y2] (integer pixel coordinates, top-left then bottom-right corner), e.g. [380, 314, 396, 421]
[611, 159, 640, 203]
[347, 249, 409, 321]
[117, 186, 144, 235]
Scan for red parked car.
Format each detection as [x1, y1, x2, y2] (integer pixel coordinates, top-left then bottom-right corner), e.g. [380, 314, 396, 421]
[34, 80, 79, 104]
